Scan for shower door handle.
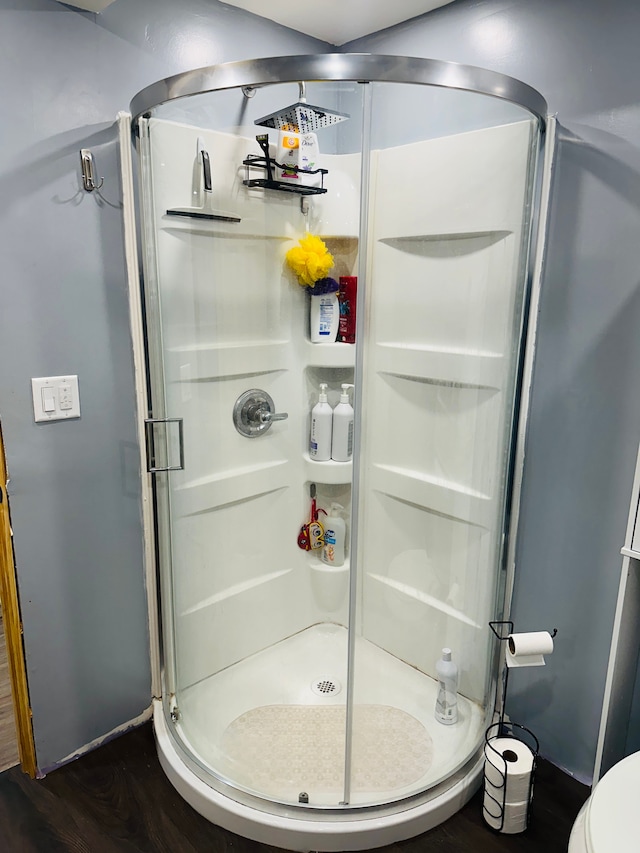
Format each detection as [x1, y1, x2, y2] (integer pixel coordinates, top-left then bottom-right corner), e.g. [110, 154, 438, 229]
[144, 417, 184, 473]
[201, 149, 212, 192]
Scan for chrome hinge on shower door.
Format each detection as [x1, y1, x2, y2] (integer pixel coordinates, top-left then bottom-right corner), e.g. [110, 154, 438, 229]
[169, 694, 181, 723]
[144, 417, 185, 473]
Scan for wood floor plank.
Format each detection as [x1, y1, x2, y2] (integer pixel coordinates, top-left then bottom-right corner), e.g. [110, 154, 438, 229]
[0, 723, 589, 852]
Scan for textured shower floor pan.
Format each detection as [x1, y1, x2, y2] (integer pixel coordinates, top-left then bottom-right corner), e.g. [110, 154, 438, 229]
[176, 623, 484, 806]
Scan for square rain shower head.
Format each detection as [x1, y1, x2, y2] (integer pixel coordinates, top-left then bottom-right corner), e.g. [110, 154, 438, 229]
[254, 102, 350, 133]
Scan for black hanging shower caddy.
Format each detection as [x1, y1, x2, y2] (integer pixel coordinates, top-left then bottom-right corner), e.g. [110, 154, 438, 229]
[242, 134, 328, 196]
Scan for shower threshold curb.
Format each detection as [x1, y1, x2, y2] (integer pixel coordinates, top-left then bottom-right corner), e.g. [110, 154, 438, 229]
[153, 699, 483, 852]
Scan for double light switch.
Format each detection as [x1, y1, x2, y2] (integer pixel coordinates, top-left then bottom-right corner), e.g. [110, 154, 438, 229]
[32, 375, 80, 422]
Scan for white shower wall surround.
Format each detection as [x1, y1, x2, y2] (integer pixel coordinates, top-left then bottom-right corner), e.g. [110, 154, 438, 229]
[132, 57, 547, 850]
[144, 116, 533, 696]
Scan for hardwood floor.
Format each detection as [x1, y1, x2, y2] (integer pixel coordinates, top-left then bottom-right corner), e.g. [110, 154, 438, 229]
[0, 609, 19, 773]
[0, 722, 588, 852]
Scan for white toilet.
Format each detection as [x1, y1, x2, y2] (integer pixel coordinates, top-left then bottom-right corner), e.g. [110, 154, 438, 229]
[568, 751, 640, 852]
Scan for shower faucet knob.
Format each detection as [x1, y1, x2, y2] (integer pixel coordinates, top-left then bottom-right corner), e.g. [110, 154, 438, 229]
[259, 408, 288, 424]
[233, 389, 288, 437]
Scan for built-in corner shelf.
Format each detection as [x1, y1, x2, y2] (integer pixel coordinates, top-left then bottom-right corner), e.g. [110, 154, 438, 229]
[304, 341, 356, 368]
[308, 557, 350, 574]
[303, 454, 352, 485]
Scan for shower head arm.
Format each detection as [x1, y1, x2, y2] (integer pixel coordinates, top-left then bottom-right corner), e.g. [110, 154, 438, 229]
[244, 81, 306, 102]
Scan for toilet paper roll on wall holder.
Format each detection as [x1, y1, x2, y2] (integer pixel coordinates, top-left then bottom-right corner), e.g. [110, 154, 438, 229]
[489, 621, 557, 725]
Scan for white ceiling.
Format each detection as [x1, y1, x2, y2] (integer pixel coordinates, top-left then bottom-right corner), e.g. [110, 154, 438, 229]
[60, 0, 455, 45]
[223, 0, 455, 45]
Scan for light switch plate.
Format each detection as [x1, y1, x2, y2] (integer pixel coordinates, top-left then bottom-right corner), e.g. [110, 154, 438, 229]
[32, 375, 81, 422]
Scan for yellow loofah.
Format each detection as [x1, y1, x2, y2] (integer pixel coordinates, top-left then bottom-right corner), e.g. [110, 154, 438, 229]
[286, 234, 334, 286]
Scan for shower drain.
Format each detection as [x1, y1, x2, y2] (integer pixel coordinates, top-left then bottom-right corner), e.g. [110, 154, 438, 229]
[311, 677, 342, 697]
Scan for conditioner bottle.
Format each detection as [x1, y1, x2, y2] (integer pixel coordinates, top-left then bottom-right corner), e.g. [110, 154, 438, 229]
[309, 384, 332, 461]
[331, 384, 354, 462]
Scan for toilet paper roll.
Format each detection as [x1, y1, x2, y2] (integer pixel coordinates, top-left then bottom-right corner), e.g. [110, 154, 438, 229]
[484, 775, 529, 810]
[483, 792, 529, 834]
[506, 631, 554, 668]
[484, 737, 534, 803]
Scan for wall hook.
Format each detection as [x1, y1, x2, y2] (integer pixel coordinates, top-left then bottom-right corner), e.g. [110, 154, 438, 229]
[80, 148, 104, 192]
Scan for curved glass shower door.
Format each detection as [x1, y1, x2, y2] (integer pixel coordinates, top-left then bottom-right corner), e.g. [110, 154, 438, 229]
[139, 80, 364, 808]
[136, 70, 542, 812]
[347, 82, 540, 805]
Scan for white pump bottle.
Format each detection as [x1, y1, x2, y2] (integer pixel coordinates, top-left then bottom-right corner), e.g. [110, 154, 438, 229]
[309, 384, 332, 461]
[321, 503, 346, 566]
[331, 383, 354, 462]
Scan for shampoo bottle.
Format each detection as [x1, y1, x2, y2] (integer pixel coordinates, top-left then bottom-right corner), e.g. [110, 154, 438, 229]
[321, 503, 346, 566]
[309, 384, 332, 461]
[435, 648, 458, 725]
[331, 384, 354, 462]
[309, 278, 340, 343]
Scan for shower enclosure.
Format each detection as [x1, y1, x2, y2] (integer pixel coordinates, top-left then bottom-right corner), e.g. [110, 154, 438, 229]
[130, 54, 548, 851]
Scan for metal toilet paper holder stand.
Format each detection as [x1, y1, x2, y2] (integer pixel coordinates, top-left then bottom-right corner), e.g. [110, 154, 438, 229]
[483, 719, 539, 833]
[482, 620, 555, 833]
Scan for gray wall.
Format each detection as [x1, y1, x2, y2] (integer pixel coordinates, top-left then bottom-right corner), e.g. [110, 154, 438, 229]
[5, 0, 640, 785]
[0, 0, 326, 772]
[350, 0, 640, 783]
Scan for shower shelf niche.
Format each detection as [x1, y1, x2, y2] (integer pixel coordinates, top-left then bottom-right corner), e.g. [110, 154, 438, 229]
[303, 454, 352, 484]
[304, 341, 356, 368]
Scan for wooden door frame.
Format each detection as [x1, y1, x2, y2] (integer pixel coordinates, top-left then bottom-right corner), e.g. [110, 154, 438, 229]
[0, 423, 37, 777]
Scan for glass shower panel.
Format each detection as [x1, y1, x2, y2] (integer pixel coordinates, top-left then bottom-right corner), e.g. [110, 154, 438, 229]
[139, 81, 364, 807]
[346, 82, 540, 806]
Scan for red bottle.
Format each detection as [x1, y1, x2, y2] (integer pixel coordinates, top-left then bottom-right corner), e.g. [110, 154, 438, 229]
[338, 276, 357, 344]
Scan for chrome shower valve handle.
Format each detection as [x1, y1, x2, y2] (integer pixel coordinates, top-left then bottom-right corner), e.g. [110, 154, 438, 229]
[233, 389, 288, 437]
[259, 408, 288, 424]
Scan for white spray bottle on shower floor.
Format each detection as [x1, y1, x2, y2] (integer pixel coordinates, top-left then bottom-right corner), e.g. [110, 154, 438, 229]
[435, 648, 458, 725]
